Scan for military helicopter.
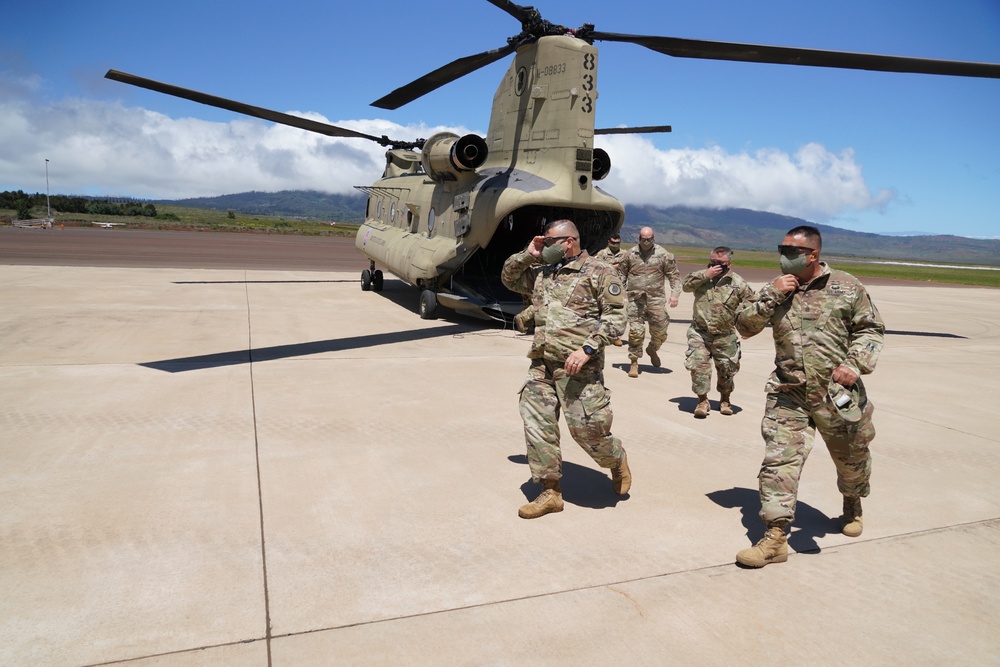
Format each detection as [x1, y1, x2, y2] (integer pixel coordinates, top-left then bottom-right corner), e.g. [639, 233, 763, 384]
[106, 0, 999, 321]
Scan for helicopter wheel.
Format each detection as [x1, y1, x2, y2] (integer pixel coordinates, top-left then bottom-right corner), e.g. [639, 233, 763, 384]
[419, 289, 438, 319]
[361, 269, 372, 291]
[372, 269, 384, 292]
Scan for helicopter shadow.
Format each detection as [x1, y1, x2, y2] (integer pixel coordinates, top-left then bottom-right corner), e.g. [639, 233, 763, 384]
[140, 321, 478, 373]
[508, 454, 626, 509]
[173, 279, 356, 285]
[670, 396, 744, 416]
[706, 486, 840, 556]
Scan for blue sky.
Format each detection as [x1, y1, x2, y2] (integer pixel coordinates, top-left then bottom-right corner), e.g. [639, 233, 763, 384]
[2, 0, 998, 238]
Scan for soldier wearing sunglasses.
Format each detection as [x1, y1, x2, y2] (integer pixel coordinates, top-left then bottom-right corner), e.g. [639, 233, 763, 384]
[734, 225, 885, 568]
[502, 219, 631, 519]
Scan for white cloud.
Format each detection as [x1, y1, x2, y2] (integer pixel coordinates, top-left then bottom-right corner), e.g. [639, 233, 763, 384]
[0, 89, 450, 199]
[1, 81, 892, 223]
[596, 135, 895, 223]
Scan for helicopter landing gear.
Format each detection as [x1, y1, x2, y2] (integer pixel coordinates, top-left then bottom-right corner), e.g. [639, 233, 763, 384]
[361, 261, 384, 292]
[419, 289, 438, 319]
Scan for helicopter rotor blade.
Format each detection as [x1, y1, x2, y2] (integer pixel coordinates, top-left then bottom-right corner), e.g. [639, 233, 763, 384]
[595, 125, 672, 135]
[105, 70, 408, 146]
[483, 0, 537, 25]
[371, 44, 517, 110]
[588, 32, 1000, 79]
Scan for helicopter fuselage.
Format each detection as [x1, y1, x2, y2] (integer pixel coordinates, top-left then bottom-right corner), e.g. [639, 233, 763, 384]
[355, 34, 624, 320]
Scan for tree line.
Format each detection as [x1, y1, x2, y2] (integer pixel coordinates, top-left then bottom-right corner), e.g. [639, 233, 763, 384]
[1, 190, 157, 219]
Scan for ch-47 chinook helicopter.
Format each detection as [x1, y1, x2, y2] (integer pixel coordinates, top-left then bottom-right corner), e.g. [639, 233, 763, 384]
[106, 0, 999, 321]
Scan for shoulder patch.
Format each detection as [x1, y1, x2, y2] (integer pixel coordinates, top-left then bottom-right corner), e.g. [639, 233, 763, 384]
[609, 283, 621, 296]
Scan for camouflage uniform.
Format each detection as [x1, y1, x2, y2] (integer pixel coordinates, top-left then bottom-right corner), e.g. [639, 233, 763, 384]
[682, 268, 756, 396]
[619, 244, 681, 361]
[594, 246, 627, 279]
[501, 249, 627, 482]
[736, 262, 884, 527]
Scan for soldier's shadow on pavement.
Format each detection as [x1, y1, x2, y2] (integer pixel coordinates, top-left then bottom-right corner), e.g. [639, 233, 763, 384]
[670, 396, 744, 416]
[610, 362, 672, 376]
[508, 455, 626, 509]
[706, 487, 839, 555]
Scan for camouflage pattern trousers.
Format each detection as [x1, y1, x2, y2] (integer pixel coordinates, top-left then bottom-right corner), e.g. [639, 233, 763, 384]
[683, 325, 741, 396]
[627, 292, 669, 360]
[518, 359, 623, 482]
[757, 388, 875, 527]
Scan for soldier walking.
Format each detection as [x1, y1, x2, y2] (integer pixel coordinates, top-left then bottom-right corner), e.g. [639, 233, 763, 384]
[594, 232, 627, 346]
[501, 220, 632, 519]
[618, 227, 681, 377]
[734, 226, 884, 567]
[682, 246, 756, 418]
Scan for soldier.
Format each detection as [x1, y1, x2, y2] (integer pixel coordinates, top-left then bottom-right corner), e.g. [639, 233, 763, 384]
[682, 246, 756, 418]
[618, 227, 681, 377]
[734, 226, 884, 567]
[501, 219, 631, 519]
[594, 232, 626, 345]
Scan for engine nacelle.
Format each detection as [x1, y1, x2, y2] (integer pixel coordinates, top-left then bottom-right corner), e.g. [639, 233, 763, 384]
[592, 148, 611, 181]
[421, 132, 488, 182]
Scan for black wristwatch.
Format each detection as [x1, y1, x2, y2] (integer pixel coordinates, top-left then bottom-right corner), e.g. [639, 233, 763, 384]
[582, 345, 595, 356]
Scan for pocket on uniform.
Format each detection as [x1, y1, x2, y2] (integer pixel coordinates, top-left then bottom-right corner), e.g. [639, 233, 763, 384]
[578, 381, 612, 418]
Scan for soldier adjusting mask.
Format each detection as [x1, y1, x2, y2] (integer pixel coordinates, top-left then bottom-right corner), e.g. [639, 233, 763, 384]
[778, 245, 814, 276]
[541, 241, 567, 264]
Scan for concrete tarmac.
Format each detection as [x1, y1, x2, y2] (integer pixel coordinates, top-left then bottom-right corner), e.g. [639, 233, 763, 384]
[1, 258, 999, 665]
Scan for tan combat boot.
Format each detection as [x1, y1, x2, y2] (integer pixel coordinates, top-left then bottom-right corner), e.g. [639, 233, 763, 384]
[646, 342, 661, 368]
[628, 359, 639, 378]
[611, 450, 631, 496]
[719, 393, 733, 416]
[694, 395, 710, 418]
[518, 480, 564, 519]
[736, 526, 789, 567]
[842, 496, 863, 537]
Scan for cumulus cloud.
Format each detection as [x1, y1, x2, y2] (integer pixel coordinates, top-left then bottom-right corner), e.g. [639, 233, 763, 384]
[1, 78, 893, 223]
[600, 135, 896, 221]
[0, 86, 454, 199]
[596, 134, 895, 222]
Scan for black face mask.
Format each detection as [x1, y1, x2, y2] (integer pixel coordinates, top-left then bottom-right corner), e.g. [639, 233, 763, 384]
[708, 261, 729, 275]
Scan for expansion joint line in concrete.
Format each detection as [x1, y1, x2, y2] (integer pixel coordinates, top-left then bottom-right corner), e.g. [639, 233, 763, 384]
[267, 517, 1000, 642]
[245, 274, 273, 667]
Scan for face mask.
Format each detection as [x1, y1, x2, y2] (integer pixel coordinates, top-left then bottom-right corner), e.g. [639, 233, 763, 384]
[608, 242, 620, 252]
[708, 261, 729, 275]
[541, 242, 567, 265]
[639, 239, 654, 249]
[779, 252, 810, 276]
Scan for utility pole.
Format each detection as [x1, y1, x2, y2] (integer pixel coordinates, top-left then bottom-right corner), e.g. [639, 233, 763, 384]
[45, 158, 51, 220]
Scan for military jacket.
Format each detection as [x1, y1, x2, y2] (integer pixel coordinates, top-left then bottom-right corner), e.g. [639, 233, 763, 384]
[502, 250, 626, 367]
[594, 247, 627, 279]
[735, 262, 884, 400]
[682, 269, 756, 336]
[619, 244, 681, 299]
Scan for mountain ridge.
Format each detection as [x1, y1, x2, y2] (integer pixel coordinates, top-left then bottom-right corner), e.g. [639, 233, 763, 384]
[157, 190, 1000, 266]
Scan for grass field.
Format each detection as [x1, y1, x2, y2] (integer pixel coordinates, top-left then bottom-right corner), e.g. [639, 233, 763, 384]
[4, 207, 997, 287]
[668, 245, 1000, 288]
